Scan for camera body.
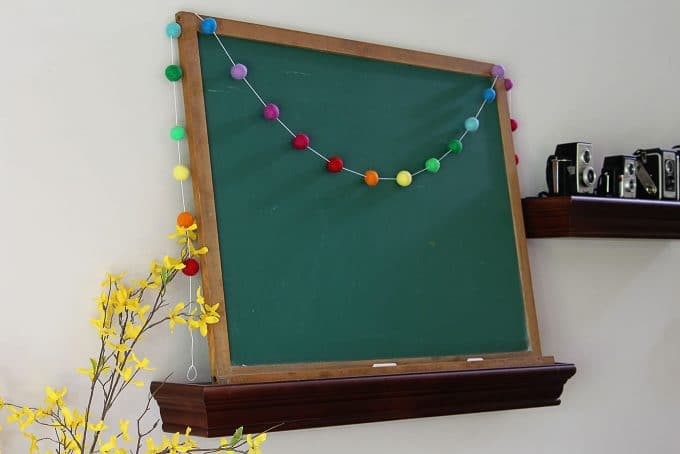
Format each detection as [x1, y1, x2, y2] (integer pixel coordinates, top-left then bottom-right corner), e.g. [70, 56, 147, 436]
[547, 142, 597, 195]
[634, 148, 677, 200]
[598, 155, 637, 198]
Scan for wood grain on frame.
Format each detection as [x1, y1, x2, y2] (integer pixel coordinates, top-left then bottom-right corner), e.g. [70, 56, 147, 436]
[175, 11, 549, 384]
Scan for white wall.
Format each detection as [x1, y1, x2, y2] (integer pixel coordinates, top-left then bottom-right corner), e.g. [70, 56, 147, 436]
[1, 0, 679, 452]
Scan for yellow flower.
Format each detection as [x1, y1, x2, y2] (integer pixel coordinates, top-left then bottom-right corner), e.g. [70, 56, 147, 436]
[168, 303, 187, 332]
[120, 419, 131, 442]
[130, 353, 155, 371]
[115, 366, 144, 387]
[23, 432, 39, 454]
[123, 322, 142, 341]
[45, 386, 67, 409]
[146, 437, 161, 454]
[101, 272, 124, 287]
[61, 406, 85, 429]
[0, 397, 4, 410]
[77, 358, 110, 381]
[106, 341, 130, 356]
[246, 433, 267, 454]
[100, 435, 118, 454]
[91, 316, 116, 338]
[196, 287, 205, 305]
[163, 255, 186, 271]
[188, 240, 208, 257]
[168, 224, 198, 243]
[188, 303, 220, 337]
[87, 420, 107, 432]
[8, 407, 36, 432]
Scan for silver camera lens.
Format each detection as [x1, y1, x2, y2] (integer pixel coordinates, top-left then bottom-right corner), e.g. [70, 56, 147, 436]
[582, 150, 591, 163]
[625, 179, 636, 192]
[665, 159, 674, 175]
[626, 162, 635, 175]
[582, 167, 596, 186]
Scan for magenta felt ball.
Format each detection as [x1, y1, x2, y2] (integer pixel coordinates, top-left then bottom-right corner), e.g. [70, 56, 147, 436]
[491, 64, 505, 78]
[504, 78, 514, 91]
[510, 118, 518, 132]
[230, 63, 247, 80]
[263, 103, 280, 120]
[292, 133, 310, 150]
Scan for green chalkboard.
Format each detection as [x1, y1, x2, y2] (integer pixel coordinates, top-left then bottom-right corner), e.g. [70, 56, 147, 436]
[195, 30, 529, 368]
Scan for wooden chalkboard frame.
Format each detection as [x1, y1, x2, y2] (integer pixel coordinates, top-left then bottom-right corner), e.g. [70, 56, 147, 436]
[175, 11, 551, 384]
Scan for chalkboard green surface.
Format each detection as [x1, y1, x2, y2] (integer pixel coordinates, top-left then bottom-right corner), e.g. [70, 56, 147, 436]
[198, 34, 528, 366]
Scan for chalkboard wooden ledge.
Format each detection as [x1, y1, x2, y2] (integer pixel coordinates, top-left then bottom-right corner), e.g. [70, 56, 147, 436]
[151, 363, 576, 436]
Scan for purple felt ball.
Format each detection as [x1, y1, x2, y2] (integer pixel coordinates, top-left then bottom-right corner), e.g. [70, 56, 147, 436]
[504, 78, 514, 91]
[491, 64, 505, 78]
[263, 103, 280, 120]
[230, 63, 248, 80]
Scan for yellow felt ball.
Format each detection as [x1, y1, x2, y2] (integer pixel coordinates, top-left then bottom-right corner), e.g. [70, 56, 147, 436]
[173, 164, 190, 181]
[396, 170, 412, 187]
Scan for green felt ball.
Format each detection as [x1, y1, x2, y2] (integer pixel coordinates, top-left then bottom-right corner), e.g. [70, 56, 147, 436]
[165, 64, 183, 81]
[425, 158, 441, 173]
[448, 139, 463, 154]
[170, 125, 186, 141]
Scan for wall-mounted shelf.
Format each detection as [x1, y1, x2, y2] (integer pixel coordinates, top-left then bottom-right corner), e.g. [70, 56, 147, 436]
[151, 363, 576, 436]
[522, 196, 680, 239]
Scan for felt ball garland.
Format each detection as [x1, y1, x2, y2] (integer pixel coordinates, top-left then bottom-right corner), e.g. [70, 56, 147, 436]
[172, 14, 523, 188]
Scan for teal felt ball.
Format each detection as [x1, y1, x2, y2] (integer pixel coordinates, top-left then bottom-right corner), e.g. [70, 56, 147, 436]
[448, 139, 463, 153]
[165, 64, 183, 81]
[464, 117, 480, 132]
[425, 158, 441, 173]
[166, 22, 182, 38]
[170, 125, 186, 141]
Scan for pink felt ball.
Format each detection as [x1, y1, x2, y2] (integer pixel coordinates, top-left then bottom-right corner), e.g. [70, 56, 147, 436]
[510, 118, 518, 132]
[292, 133, 310, 150]
[491, 64, 505, 78]
[504, 78, 514, 91]
[263, 103, 280, 120]
[230, 63, 248, 80]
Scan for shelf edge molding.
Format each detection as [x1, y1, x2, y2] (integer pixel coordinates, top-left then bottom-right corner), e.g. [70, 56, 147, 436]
[522, 195, 680, 238]
[151, 363, 576, 436]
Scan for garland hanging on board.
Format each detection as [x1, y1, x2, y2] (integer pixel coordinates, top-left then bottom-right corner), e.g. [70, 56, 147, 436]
[164, 14, 520, 191]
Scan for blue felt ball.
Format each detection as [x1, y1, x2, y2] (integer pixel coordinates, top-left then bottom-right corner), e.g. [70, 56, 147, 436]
[166, 22, 182, 38]
[465, 117, 480, 132]
[483, 88, 496, 102]
[200, 18, 217, 34]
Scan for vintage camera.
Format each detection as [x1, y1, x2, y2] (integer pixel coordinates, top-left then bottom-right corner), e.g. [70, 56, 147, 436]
[546, 142, 597, 195]
[635, 148, 677, 200]
[634, 148, 677, 200]
[597, 155, 637, 198]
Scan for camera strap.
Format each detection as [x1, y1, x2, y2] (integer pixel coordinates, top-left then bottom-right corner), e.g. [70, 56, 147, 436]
[635, 160, 658, 196]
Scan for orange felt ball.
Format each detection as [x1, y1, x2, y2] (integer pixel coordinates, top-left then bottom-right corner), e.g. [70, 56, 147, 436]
[177, 211, 194, 228]
[364, 170, 379, 186]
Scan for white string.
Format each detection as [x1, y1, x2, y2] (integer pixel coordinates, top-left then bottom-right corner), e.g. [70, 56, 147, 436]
[200, 14, 501, 184]
[170, 20, 196, 382]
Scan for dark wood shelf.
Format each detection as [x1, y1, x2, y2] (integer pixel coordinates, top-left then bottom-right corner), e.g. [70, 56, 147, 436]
[523, 196, 680, 238]
[151, 363, 576, 436]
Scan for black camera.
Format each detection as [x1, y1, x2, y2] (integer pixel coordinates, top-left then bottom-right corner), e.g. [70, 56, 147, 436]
[597, 155, 637, 198]
[546, 142, 597, 195]
[634, 148, 677, 200]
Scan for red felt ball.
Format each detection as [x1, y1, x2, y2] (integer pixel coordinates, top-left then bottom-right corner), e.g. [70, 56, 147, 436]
[326, 156, 344, 173]
[292, 133, 310, 150]
[182, 258, 200, 276]
[510, 118, 518, 132]
[514, 154, 519, 165]
[504, 78, 514, 91]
